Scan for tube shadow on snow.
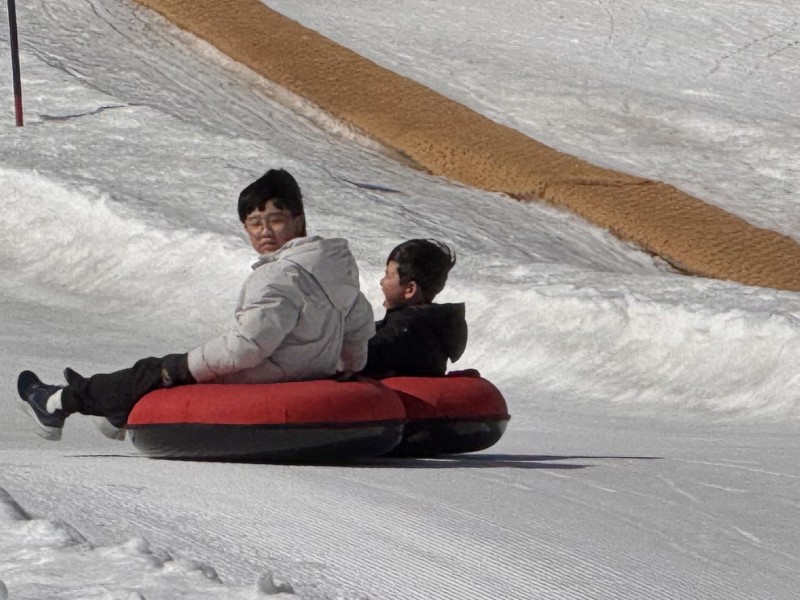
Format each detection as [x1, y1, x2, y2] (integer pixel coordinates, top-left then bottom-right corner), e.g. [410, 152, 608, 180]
[69, 453, 661, 469]
[352, 453, 663, 470]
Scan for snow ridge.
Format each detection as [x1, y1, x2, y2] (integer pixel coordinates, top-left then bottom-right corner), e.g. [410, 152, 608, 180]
[0, 487, 294, 599]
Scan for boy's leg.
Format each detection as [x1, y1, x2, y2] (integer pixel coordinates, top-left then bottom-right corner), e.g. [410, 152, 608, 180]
[60, 353, 194, 424]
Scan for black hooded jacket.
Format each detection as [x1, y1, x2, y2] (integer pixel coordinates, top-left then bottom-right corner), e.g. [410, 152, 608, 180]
[362, 303, 467, 378]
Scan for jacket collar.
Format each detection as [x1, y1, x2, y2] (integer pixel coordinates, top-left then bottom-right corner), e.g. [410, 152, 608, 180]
[251, 235, 321, 269]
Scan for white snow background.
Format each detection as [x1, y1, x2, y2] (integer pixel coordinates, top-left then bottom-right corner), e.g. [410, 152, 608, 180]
[1, 0, 799, 598]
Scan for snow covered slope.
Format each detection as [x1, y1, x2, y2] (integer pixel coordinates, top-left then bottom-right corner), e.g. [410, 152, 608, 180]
[1, 1, 799, 598]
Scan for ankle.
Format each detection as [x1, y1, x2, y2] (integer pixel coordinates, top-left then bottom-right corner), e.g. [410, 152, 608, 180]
[46, 389, 63, 414]
[58, 387, 79, 415]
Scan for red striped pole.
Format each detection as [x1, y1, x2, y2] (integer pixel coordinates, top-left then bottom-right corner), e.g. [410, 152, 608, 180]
[6, 0, 23, 126]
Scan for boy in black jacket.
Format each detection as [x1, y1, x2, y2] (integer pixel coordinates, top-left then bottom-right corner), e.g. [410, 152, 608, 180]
[362, 239, 467, 378]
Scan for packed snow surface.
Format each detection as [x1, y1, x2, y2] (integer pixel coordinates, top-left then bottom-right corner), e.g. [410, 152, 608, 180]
[1, 0, 799, 598]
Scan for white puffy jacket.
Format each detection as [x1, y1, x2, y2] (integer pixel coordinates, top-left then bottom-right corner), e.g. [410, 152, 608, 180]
[187, 236, 375, 384]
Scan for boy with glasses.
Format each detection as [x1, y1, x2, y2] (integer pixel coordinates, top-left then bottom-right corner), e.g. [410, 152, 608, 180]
[17, 169, 375, 441]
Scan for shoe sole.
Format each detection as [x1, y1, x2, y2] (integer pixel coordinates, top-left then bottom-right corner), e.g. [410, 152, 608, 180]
[17, 370, 63, 442]
[17, 399, 63, 441]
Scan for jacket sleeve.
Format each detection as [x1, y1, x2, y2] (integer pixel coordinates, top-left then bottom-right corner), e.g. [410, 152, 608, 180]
[187, 274, 301, 383]
[339, 292, 375, 372]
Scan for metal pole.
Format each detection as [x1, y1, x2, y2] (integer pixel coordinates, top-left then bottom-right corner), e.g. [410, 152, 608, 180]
[6, 0, 23, 126]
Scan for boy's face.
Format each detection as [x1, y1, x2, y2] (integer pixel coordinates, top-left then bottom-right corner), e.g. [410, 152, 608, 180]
[243, 200, 305, 254]
[381, 260, 416, 309]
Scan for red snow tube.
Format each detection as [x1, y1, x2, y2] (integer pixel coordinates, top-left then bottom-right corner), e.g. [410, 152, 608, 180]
[127, 379, 406, 462]
[381, 370, 510, 457]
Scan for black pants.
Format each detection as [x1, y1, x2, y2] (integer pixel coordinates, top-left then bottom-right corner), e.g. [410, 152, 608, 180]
[60, 354, 192, 425]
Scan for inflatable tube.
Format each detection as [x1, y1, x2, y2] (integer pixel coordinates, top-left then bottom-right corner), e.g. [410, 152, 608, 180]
[127, 379, 406, 462]
[381, 370, 510, 457]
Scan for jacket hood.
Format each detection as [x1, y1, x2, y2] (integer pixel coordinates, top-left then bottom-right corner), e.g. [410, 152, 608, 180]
[424, 302, 468, 361]
[255, 236, 361, 311]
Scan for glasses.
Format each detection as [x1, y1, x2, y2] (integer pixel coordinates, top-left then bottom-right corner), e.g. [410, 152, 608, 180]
[244, 212, 295, 233]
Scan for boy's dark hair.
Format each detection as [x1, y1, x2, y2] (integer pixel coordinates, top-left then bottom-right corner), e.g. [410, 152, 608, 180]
[238, 169, 306, 235]
[388, 239, 456, 303]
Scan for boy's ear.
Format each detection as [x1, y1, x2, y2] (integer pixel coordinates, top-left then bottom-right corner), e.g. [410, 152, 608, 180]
[293, 214, 306, 235]
[403, 280, 423, 302]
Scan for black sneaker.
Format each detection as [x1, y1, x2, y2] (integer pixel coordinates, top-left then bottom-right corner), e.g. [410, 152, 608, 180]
[93, 416, 126, 441]
[17, 370, 65, 441]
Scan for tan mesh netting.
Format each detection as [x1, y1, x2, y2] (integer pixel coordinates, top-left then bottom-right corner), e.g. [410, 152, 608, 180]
[134, 0, 800, 291]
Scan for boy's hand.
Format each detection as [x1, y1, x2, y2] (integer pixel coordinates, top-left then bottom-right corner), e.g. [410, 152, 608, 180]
[160, 353, 197, 387]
